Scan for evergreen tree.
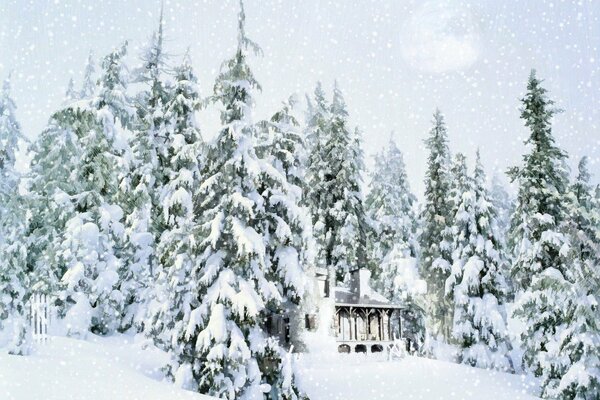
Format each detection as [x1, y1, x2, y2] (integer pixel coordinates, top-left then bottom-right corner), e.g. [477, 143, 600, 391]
[508, 70, 574, 385]
[26, 53, 99, 296]
[120, 9, 172, 330]
[304, 82, 331, 278]
[80, 51, 96, 100]
[165, 3, 307, 399]
[321, 83, 368, 282]
[365, 136, 418, 299]
[147, 52, 204, 347]
[64, 78, 78, 103]
[489, 174, 515, 299]
[0, 74, 30, 354]
[541, 156, 600, 399]
[419, 109, 453, 341]
[59, 44, 132, 336]
[489, 174, 513, 239]
[26, 108, 83, 295]
[446, 151, 512, 371]
[258, 96, 315, 350]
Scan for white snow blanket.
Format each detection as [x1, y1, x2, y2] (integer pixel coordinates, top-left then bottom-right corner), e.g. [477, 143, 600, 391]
[1, 332, 540, 400]
[0, 334, 215, 400]
[296, 353, 541, 400]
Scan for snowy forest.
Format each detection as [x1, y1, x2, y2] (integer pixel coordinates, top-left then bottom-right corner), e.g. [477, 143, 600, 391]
[0, 1, 599, 400]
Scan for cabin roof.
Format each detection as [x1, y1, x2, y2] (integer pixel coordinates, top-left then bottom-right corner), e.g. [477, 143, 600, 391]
[333, 286, 404, 309]
[316, 267, 406, 309]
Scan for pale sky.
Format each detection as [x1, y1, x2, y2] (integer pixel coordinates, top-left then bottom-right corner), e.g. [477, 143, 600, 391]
[1, 0, 599, 196]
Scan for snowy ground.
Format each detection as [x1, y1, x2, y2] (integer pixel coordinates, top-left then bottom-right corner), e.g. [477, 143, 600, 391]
[296, 353, 541, 400]
[0, 335, 214, 400]
[1, 334, 540, 400]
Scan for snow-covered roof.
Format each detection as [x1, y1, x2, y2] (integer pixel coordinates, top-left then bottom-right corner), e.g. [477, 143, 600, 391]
[333, 269, 404, 309]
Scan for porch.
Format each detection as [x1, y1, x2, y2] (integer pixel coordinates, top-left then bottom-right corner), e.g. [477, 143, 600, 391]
[333, 304, 404, 353]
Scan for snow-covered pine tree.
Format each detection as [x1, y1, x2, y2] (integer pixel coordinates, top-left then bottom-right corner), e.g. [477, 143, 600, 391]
[419, 109, 454, 342]
[64, 78, 78, 103]
[59, 44, 132, 336]
[26, 109, 84, 296]
[489, 174, 515, 299]
[365, 135, 418, 299]
[508, 70, 574, 384]
[445, 151, 512, 371]
[257, 96, 315, 351]
[147, 52, 204, 347]
[319, 83, 368, 283]
[489, 174, 513, 239]
[541, 156, 600, 399]
[304, 82, 331, 277]
[26, 52, 100, 297]
[444, 152, 470, 296]
[80, 51, 96, 100]
[166, 3, 307, 399]
[0, 74, 30, 355]
[120, 9, 172, 330]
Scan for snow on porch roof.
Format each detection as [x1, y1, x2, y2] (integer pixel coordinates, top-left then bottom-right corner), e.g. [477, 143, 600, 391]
[333, 286, 405, 309]
[332, 268, 405, 309]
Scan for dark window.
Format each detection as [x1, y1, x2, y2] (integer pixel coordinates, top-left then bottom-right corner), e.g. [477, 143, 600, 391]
[355, 344, 367, 353]
[371, 344, 384, 353]
[284, 317, 290, 343]
[338, 344, 351, 353]
[305, 314, 317, 331]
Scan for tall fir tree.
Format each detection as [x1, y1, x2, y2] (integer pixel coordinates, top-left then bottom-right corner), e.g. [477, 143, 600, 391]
[508, 70, 575, 388]
[445, 151, 512, 371]
[164, 3, 307, 399]
[258, 96, 315, 350]
[304, 82, 331, 278]
[0, 74, 30, 355]
[320, 83, 368, 283]
[120, 8, 173, 331]
[419, 109, 454, 342]
[146, 52, 204, 347]
[365, 136, 418, 300]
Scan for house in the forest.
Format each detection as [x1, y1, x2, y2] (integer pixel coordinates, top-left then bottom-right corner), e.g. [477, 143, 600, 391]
[266, 266, 425, 354]
[314, 267, 423, 354]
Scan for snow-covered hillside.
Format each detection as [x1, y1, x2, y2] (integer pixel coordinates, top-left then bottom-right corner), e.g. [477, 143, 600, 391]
[0, 335, 215, 400]
[1, 334, 540, 400]
[297, 353, 540, 400]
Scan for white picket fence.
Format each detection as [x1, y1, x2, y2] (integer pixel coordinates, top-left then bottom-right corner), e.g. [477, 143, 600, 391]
[30, 293, 53, 343]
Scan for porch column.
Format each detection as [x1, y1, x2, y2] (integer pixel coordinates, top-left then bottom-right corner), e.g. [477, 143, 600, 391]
[349, 306, 354, 341]
[387, 310, 395, 340]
